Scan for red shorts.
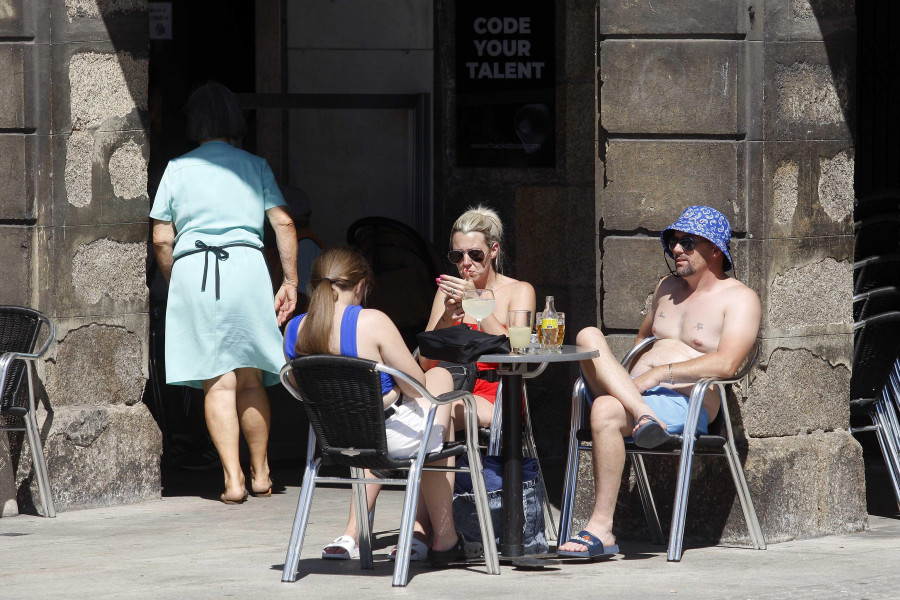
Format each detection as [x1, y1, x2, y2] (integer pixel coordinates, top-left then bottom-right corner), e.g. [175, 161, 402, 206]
[473, 362, 499, 404]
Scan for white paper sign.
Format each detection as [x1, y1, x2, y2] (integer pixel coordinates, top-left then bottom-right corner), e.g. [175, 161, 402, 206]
[149, 2, 172, 40]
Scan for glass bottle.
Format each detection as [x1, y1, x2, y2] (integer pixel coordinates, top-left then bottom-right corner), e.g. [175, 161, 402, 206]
[540, 296, 559, 351]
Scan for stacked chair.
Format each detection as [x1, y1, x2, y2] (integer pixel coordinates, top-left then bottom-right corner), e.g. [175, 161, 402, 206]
[850, 206, 900, 511]
[0, 306, 56, 517]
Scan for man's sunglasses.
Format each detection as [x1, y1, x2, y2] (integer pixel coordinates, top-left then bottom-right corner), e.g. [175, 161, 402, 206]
[448, 249, 486, 264]
[666, 235, 706, 252]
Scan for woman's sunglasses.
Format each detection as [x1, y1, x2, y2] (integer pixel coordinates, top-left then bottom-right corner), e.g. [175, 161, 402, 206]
[448, 249, 486, 264]
[666, 236, 706, 252]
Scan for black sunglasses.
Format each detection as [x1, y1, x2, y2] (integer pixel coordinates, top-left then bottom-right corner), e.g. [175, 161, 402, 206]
[666, 235, 706, 252]
[448, 249, 486, 264]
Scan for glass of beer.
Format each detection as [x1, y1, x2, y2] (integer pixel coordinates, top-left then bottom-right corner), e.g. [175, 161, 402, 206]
[507, 310, 533, 354]
[540, 312, 565, 352]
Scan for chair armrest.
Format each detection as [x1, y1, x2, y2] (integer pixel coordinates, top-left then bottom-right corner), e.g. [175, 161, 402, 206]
[433, 390, 474, 404]
[620, 335, 657, 370]
[3, 314, 55, 361]
[523, 362, 548, 379]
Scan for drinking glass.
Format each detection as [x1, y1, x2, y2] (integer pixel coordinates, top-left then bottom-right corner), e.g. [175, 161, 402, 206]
[541, 311, 565, 352]
[507, 310, 533, 354]
[461, 288, 496, 331]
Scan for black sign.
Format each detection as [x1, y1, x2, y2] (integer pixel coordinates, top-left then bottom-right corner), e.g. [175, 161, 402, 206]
[456, 1, 556, 168]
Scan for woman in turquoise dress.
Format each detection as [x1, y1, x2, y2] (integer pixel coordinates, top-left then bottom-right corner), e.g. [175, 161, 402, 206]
[150, 82, 298, 504]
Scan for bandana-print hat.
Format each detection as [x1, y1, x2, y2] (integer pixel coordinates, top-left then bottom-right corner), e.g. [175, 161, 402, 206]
[660, 205, 733, 271]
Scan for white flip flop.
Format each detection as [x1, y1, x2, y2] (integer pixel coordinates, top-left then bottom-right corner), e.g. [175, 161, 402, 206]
[387, 537, 429, 562]
[321, 535, 359, 560]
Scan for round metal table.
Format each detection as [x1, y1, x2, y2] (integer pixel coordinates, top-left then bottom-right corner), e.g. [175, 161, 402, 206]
[477, 345, 599, 561]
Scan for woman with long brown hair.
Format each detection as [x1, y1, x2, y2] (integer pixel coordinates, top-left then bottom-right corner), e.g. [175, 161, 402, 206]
[282, 246, 477, 564]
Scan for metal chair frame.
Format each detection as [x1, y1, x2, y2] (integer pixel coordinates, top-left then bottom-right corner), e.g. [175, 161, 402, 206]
[486, 362, 558, 541]
[279, 356, 499, 587]
[558, 336, 766, 561]
[0, 306, 56, 518]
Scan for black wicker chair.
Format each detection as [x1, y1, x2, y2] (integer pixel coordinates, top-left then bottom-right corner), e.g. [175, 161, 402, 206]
[854, 254, 900, 295]
[0, 306, 56, 517]
[280, 355, 499, 587]
[558, 336, 765, 561]
[853, 286, 900, 322]
[849, 312, 900, 510]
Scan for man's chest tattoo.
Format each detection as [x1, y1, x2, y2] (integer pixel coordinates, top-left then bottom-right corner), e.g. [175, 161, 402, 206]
[696, 322, 704, 330]
[658, 312, 665, 318]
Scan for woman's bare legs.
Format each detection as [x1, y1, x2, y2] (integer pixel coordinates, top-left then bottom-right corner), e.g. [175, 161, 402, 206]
[326, 367, 458, 555]
[203, 368, 272, 501]
[204, 371, 246, 501]
[234, 368, 272, 494]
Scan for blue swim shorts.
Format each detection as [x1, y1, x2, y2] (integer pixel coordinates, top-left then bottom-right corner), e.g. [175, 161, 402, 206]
[637, 386, 710, 435]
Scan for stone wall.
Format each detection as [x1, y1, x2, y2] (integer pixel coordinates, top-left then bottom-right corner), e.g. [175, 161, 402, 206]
[572, 0, 864, 543]
[0, 0, 160, 515]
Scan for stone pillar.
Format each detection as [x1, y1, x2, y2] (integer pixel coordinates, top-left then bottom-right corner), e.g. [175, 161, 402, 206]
[0, 1, 160, 515]
[576, 0, 865, 542]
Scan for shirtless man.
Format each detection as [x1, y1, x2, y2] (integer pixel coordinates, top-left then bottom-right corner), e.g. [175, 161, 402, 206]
[557, 205, 761, 558]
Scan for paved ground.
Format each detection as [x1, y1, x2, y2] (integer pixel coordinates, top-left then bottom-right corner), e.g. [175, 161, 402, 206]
[2, 475, 900, 600]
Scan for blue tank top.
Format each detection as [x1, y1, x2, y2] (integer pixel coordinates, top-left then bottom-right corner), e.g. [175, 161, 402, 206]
[284, 305, 397, 395]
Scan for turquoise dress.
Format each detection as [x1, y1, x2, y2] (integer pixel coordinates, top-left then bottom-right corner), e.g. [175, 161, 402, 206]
[150, 141, 287, 388]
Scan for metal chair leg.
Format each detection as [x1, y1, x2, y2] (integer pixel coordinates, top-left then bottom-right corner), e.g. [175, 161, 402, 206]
[25, 369, 55, 517]
[559, 378, 586, 543]
[630, 454, 663, 544]
[352, 467, 374, 570]
[873, 398, 900, 510]
[464, 399, 500, 575]
[722, 437, 767, 551]
[282, 457, 320, 582]
[488, 380, 504, 455]
[392, 459, 423, 587]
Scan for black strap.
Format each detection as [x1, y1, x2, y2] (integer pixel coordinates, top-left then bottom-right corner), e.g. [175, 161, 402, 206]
[477, 369, 501, 383]
[173, 241, 263, 300]
[383, 397, 403, 419]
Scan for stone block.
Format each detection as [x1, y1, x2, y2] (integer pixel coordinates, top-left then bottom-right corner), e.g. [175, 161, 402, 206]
[15, 403, 161, 514]
[48, 224, 148, 318]
[0, 134, 29, 219]
[49, 0, 147, 44]
[573, 431, 866, 543]
[287, 0, 431, 49]
[747, 141, 854, 239]
[50, 43, 148, 134]
[741, 335, 851, 438]
[0, 44, 26, 130]
[764, 41, 854, 141]
[516, 186, 596, 289]
[0, 0, 27, 37]
[599, 141, 743, 231]
[42, 314, 149, 408]
[604, 333, 637, 362]
[0, 433, 19, 516]
[598, 0, 748, 35]
[765, 0, 856, 42]
[0, 226, 31, 306]
[744, 236, 854, 338]
[600, 41, 739, 135]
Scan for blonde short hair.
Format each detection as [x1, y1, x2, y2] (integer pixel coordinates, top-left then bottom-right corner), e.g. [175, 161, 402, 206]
[450, 205, 504, 272]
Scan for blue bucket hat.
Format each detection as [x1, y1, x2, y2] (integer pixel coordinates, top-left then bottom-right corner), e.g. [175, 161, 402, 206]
[661, 206, 733, 271]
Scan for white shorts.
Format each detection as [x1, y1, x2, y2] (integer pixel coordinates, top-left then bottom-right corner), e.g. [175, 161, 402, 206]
[385, 397, 445, 459]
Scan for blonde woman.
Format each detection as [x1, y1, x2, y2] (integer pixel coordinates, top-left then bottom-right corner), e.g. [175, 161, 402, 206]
[424, 205, 536, 427]
[283, 247, 478, 565]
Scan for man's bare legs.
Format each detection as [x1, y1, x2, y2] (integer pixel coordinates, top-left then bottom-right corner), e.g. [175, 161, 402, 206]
[557, 327, 665, 552]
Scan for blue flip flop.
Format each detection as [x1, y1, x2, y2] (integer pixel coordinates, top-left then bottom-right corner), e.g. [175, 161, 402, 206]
[632, 414, 674, 449]
[557, 530, 619, 558]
